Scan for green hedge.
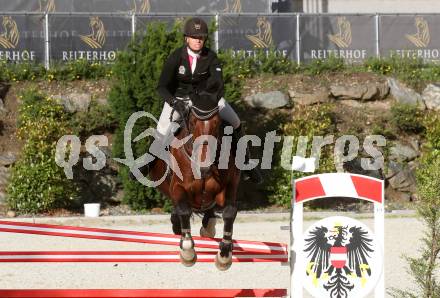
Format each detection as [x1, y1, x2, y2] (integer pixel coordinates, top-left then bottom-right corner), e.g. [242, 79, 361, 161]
[108, 22, 184, 211]
[266, 104, 337, 207]
[6, 22, 440, 213]
[0, 59, 111, 82]
[7, 89, 78, 213]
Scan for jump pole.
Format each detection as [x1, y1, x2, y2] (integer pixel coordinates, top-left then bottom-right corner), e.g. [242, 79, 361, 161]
[0, 221, 288, 297]
[0, 251, 288, 263]
[0, 220, 287, 254]
[0, 289, 288, 298]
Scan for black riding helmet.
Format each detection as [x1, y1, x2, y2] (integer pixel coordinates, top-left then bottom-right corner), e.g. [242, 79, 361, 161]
[183, 17, 208, 38]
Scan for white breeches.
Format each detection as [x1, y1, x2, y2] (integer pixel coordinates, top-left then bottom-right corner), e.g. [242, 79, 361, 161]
[156, 97, 241, 135]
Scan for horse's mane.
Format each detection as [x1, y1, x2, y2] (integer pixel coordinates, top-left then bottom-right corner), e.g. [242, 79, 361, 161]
[0, 17, 19, 49]
[224, 0, 241, 13]
[134, 0, 150, 13]
[258, 17, 272, 45]
[405, 17, 430, 48]
[328, 17, 351, 48]
[231, 0, 242, 13]
[339, 17, 352, 46]
[80, 17, 106, 49]
[246, 17, 272, 48]
[91, 17, 106, 46]
[39, 0, 55, 13]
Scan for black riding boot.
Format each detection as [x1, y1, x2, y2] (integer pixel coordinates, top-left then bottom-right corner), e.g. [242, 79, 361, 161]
[233, 125, 263, 185]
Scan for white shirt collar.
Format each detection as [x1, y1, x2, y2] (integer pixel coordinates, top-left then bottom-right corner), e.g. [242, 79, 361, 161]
[187, 47, 201, 59]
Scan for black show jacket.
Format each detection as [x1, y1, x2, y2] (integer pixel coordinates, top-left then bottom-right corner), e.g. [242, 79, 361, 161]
[157, 46, 224, 105]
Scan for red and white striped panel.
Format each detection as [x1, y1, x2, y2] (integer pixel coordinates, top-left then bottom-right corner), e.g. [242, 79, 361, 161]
[0, 220, 287, 254]
[295, 173, 383, 204]
[0, 289, 288, 298]
[0, 251, 288, 263]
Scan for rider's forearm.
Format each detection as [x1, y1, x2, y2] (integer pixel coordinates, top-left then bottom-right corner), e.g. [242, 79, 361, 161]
[157, 50, 179, 105]
[158, 86, 175, 105]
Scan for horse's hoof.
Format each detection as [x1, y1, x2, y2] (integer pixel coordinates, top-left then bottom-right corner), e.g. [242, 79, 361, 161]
[200, 218, 216, 238]
[180, 249, 197, 267]
[215, 251, 232, 271]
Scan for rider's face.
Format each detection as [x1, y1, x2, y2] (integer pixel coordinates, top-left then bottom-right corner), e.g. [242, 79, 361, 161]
[186, 36, 205, 52]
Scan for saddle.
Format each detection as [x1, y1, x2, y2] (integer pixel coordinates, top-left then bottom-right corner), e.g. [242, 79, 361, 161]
[169, 92, 235, 171]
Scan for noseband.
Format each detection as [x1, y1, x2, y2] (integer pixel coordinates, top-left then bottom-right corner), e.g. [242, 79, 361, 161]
[169, 99, 220, 164]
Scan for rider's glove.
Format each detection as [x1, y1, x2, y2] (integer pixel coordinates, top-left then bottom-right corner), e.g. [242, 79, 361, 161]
[166, 97, 176, 106]
[173, 98, 187, 115]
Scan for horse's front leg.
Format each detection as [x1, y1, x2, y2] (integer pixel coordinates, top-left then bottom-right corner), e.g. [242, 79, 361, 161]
[215, 204, 237, 271]
[176, 199, 197, 266]
[200, 208, 216, 238]
[170, 210, 181, 235]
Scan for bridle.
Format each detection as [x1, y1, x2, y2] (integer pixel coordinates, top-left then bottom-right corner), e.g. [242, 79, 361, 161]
[170, 98, 220, 161]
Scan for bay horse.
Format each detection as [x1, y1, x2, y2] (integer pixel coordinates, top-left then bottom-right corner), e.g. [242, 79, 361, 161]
[148, 99, 240, 271]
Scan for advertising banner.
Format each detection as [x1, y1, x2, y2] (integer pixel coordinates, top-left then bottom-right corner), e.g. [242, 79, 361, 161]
[135, 15, 214, 36]
[0, 0, 269, 13]
[300, 14, 376, 63]
[380, 15, 440, 61]
[0, 14, 45, 63]
[218, 14, 296, 60]
[49, 14, 132, 62]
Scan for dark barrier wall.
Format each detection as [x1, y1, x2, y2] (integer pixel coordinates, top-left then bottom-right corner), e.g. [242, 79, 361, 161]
[218, 15, 297, 60]
[0, 0, 41, 12]
[0, 0, 270, 13]
[380, 15, 440, 61]
[49, 14, 132, 62]
[0, 14, 45, 63]
[300, 14, 376, 63]
[2, 13, 440, 64]
[137, 0, 269, 13]
[135, 15, 214, 35]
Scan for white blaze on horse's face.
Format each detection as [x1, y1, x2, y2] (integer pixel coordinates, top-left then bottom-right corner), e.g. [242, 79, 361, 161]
[190, 119, 219, 179]
[191, 134, 217, 179]
[200, 121, 211, 155]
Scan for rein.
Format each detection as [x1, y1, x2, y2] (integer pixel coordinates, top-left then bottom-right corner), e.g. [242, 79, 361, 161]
[191, 105, 219, 120]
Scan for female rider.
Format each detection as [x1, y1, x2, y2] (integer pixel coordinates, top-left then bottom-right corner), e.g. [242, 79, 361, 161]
[152, 17, 261, 184]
